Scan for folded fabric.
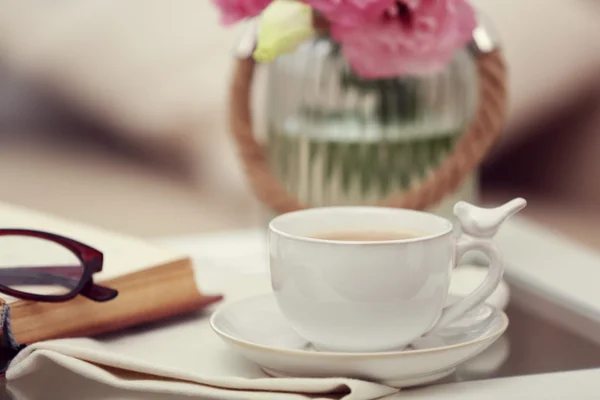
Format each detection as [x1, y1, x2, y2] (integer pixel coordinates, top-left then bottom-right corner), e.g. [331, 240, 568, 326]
[6, 271, 398, 400]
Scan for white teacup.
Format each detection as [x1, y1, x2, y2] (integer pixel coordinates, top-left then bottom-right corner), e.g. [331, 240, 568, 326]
[268, 199, 526, 353]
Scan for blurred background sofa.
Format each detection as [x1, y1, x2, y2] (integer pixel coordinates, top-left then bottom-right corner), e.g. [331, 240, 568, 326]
[0, 0, 599, 248]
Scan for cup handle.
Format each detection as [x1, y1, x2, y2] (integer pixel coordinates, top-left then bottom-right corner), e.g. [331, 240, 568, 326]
[428, 198, 526, 333]
[428, 235, 503, 334]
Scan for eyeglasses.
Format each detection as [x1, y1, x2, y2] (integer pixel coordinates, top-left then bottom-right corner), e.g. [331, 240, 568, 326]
[0, 229, 119, 374]
[0, 229, 118, 302]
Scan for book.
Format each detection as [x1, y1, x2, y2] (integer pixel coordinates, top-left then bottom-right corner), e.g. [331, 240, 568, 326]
[0, 202, 222, 344]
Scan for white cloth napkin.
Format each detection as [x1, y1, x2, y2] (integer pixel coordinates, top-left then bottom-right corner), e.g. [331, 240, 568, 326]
[7, 270, 399, 400]
[5, 230, 508, 400]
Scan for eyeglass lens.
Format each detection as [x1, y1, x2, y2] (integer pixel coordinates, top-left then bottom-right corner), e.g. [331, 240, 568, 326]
[0, 235, 84, 298]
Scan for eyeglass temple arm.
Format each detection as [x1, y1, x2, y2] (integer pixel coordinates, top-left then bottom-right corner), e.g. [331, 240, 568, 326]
[0, 266, 118, 302]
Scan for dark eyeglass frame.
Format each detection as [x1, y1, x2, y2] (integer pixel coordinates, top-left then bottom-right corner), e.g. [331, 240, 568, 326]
[0, 229, 118, 303]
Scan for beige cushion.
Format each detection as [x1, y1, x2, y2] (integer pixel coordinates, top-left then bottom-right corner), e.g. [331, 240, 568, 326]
[0, 0, 256, 197]
[0, 1, 238, 138]
[0, 135, 261, 237]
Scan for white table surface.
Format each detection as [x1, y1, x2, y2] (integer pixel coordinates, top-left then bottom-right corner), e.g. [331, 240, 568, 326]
[161, 217, 600, 399]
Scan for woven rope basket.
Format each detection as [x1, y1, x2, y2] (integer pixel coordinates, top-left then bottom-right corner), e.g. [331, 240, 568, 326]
[229, 45, 507, 215]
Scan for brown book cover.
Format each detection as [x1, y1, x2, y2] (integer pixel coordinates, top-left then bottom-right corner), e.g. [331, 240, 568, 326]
[0, 202, 222, 344]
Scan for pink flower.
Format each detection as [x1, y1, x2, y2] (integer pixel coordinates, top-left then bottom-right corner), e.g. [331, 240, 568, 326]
[305, 0, 391, 27]
[213, 0, 272, 25]
[330, 0, 477, 78]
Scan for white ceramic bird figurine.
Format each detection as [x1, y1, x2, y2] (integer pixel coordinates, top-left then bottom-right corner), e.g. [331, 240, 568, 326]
[454, 198, 527, 238]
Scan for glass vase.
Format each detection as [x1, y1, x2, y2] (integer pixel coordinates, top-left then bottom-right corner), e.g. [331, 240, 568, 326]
[265, 37, 479, 219]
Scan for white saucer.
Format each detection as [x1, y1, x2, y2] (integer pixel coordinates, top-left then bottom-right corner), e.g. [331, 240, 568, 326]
[210, 294, 508, 388]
